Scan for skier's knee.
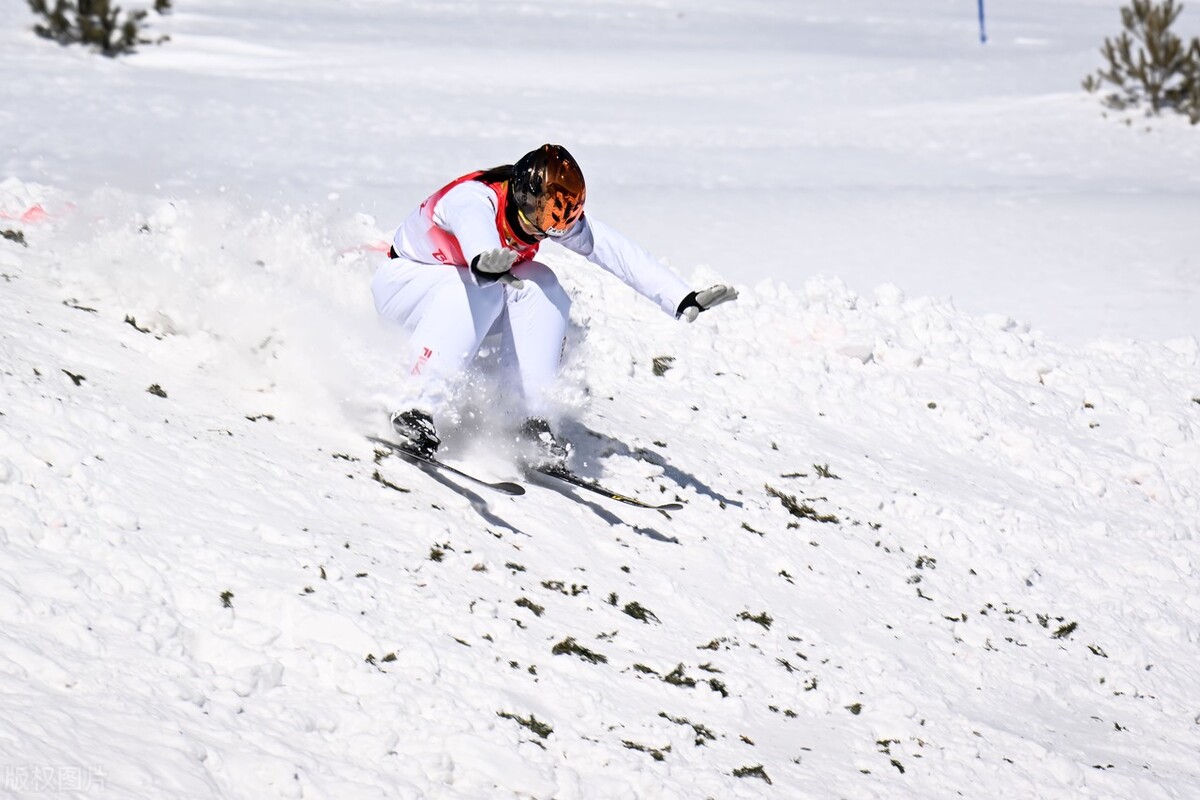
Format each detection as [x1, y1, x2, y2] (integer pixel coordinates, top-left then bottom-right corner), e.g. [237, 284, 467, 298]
[514, 262, 571, 312]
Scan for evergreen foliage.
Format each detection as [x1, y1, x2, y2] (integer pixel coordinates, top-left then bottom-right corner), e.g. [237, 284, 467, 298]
[1084, 0, 1200, 124]
[28, 0, 171, 57]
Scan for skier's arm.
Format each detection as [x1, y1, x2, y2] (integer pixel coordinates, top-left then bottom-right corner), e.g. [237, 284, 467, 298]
[556, 215, 692, 316]
[434, 181, 503, 258]
[557, 215, 737, 320]
[434, 182, 518, 284]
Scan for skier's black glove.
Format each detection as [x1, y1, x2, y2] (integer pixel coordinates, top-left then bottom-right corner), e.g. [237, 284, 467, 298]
[677, 284, 738, 322]
[470, 248, 524, 288]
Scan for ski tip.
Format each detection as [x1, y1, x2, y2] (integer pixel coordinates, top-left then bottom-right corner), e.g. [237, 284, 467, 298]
[530, 465, 685, 511]
[626, 499, 683, 511]
[610, 490, 683, 511]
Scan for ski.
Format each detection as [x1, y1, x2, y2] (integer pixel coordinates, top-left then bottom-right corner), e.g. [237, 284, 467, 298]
[531, 465, 684, 511]
[367, 436, 525, 496]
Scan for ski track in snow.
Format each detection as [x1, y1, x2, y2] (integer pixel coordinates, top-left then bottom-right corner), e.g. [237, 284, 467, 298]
[2, 179, 1199, 798]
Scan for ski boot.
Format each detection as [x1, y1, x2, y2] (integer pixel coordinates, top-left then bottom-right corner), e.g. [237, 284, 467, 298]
[520, 417, 572, 471]
[390, 409, 441, 458]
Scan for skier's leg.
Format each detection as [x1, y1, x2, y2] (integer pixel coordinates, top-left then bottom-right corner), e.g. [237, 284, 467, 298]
[502, 260, 571, 417]
[372, 258, 506, 411]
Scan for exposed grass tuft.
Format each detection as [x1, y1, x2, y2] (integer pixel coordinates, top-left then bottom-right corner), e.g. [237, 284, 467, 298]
[622, 601, 660, 624]
[124, 315, 152, 334]
[1053, 621, 1079, 639]
[515, 597, 545, 617]
[733, 764, 772, 784]
[765, 484, 839, 524]
[737, 611, 773, 630]
[623, 740, 670, 761]
[813, 463, 841, 479]
[498, 711, 553, 739]
[551, 637, 607, 665]
[542, 580, 588, 596]
[659, 712, 716, 746]
[2, 229, 27, 247]
[662, 664, 696, 688]
[372, 470, 410, 493]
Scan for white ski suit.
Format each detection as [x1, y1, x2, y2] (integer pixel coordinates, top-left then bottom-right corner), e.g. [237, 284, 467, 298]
[371, 171, 692, 416]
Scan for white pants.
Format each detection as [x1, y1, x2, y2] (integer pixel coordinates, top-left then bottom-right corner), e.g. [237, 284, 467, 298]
[371, 257, 571, 417]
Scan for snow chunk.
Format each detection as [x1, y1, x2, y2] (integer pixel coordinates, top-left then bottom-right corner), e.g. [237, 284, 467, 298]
[445, 733, 557, 798]
[837, 344, 874, 363]
[147, 200, 180, 230]
[983, 313, 1017, 332]
[0, 457, 18, 485]
[96, 502, 139, 532]
[804, 275, 858, 309]
[873, 282, 905, 307]
[0, 177, 54, 219]
[873, 339, 923, 368]
[1163, 336, 1199, 361]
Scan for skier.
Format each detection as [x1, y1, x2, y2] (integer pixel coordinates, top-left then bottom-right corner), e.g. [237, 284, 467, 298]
[371, 143, 738, 467]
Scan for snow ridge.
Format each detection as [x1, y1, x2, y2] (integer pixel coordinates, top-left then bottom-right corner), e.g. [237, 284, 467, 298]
[2, 184, 1199, 798]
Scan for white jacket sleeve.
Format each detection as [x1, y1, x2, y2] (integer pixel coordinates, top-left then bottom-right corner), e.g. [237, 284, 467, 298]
[433, 181, 505, 263]
[556, 215, 692, 317]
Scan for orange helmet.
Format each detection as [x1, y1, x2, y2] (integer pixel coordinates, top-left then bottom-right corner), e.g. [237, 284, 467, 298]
[510, 144, 586, 237]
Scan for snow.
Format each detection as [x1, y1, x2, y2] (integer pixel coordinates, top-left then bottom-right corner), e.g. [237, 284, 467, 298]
[2, 0, 1200, 798]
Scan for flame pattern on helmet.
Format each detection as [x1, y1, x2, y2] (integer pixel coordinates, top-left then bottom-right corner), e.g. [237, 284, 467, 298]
[510, 144, 586, 237]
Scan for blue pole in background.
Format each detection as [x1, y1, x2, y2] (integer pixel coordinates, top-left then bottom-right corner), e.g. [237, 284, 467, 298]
[977, 0, 987, 43]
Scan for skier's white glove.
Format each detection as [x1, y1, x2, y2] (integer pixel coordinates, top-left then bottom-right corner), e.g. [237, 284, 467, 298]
[677, 284, 738, 322]
[470, 248, 524, 288]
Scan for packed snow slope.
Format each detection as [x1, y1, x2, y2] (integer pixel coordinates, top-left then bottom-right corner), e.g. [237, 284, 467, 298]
[3, 1, 1200, 799]
[4, 182, 1200, 798]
